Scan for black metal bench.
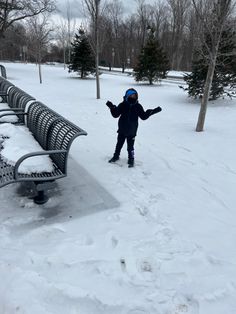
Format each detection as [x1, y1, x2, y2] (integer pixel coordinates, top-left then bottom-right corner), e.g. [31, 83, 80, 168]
[0, 101, 87, 204]
[0, 86, 35, 124]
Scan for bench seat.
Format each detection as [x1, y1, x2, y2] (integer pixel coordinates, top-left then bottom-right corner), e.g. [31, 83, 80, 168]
[0, 159, 64, 187]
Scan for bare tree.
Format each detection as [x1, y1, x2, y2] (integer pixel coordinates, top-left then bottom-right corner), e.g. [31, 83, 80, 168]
[167, 0, 191, 70]
[0, 22, 27, 60]
[182, 6, 199, 70]
[136, 0, 153, 48]
[0, 0, 55, 38]
[124, 16, 140, 68]
[152, 0, 169, 38]
[105, 1, 124, 68]
[83, 0, 107, 99]
[56, 1, 77, 68]
[27, 13, 53, 83]
[106, 0, 123, 40]
[66, 0, 77, 64]
[192, 0, 236, 132]
[57, 18, 68, 69]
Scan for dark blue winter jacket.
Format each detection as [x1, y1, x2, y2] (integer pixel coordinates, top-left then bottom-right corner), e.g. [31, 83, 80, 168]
[110, 100, 154, 137]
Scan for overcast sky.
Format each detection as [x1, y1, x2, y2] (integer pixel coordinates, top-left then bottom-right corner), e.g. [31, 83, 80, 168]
[55, 0, 156, 20]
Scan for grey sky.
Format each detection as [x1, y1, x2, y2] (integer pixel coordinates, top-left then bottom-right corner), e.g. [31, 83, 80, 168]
[55, 0, 156, 19]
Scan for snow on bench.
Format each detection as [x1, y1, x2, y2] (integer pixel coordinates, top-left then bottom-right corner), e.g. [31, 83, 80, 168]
[0, 103, 19, 123]
[0, 123, 54, 173]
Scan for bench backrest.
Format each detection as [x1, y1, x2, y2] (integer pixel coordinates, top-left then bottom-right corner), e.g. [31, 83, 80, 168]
[0, 65, 7, 79]
[8, 86, 35, 108]
[27, 102, 87, 174]
[7, 87, 35, 123]
[0, 78, 14, 103]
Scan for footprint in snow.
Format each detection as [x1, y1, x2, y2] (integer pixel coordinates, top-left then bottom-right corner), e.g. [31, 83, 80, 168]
[111, 236, 118, 248]
[169, 295, 199, 314]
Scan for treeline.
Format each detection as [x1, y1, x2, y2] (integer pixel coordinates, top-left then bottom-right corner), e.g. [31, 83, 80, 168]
[0, 0, 236, 72]
[98, 0, 195, 71]
[0, 21, 63, 64]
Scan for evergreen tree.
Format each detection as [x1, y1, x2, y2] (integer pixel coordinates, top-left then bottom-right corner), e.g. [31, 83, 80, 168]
[134, 28, 170, 85]
[183, 28, 236, 100]
[69, 28, 95, 79]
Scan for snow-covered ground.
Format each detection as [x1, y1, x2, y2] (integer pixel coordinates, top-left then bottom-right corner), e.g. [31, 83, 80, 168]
[0, 62, 236, 314]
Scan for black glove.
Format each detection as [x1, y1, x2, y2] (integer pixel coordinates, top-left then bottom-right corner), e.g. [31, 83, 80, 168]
[152, 106, 162, 114]
[106, 101, 114, 109]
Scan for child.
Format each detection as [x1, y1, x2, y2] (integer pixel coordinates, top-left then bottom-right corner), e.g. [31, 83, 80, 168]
[106, 88, 162, 167]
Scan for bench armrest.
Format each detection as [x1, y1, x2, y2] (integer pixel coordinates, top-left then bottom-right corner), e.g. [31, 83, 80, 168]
[0, 108, 24, 113]
[14, 149, 67, 179]
[0, 112, 26, 119]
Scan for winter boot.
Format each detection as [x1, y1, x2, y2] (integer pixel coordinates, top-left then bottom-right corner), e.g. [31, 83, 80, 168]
[128, 149, 135, 167]
[128, 158, 134, 167]
[108, 155, 119, 163]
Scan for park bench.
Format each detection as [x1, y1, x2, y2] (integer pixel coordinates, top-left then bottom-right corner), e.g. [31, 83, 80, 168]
[0, 101, 87, 204]
[0, 85, 35, 124]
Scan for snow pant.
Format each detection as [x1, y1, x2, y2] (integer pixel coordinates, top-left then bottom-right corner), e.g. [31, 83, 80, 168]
[113, 133, 135, 160]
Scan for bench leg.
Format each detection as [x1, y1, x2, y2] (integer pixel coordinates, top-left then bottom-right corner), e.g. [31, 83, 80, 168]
[34, 190, 49, 204]
[33, 181, 55, 204]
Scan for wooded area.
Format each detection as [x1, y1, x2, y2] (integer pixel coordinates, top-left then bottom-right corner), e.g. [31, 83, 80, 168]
[0, 0, 235, 73]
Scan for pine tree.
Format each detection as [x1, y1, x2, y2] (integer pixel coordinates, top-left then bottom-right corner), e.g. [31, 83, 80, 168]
[134, 28, 170, 85]
[69, 28, 95, 79]
[184, 28, 236, 100]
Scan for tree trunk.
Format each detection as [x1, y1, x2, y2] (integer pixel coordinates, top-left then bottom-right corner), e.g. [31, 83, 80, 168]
[95, 49, 100, 99]
[195, 57, 216, 132]
[63, 45, 66, 70]
[38, 52, 43, 84]
[39, 62, 42, 84]
[95, 1, 100, 99]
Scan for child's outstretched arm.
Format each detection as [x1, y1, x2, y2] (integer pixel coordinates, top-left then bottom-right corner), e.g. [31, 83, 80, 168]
[106, 101, 121, 118]
[146, 106, 162, 116]
[138, 104, 162, 120]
